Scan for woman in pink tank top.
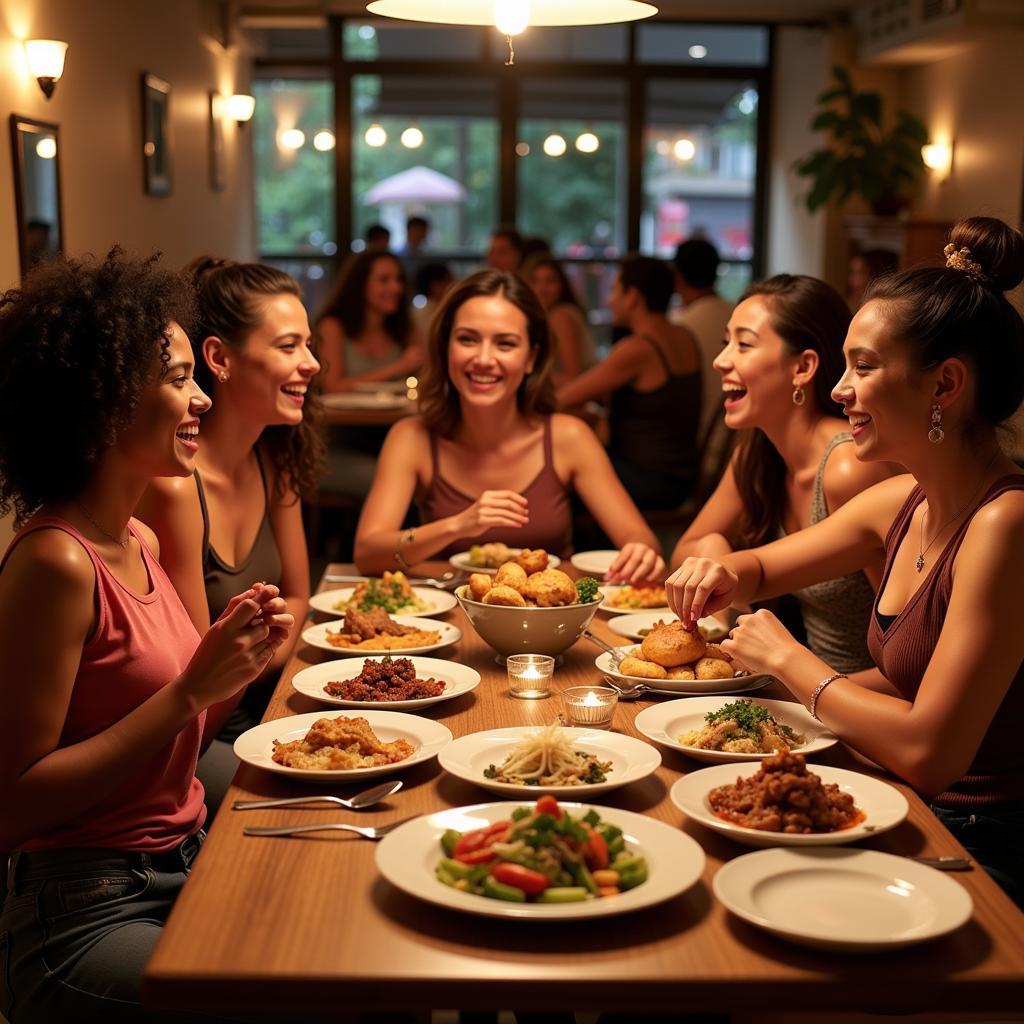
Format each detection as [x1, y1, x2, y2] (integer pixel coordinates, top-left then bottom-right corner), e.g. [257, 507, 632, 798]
[354, 270, 664, 584]
[0, 251, 294, 1022]
[666, 217, 1024, 905]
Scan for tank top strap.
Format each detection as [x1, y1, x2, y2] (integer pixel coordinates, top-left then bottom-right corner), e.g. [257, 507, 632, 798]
[810, 432, 853, 521]
[937, 474, 1024, 569]
[541, 415, 555, 468]
[636, 333, 672, 376]
[428, 432, 442, 485]
[254, 446, 271, 503]
[193, 471, 213, 562]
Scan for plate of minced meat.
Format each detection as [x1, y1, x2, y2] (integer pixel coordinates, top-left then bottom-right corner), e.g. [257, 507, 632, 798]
[302, 609, 462, 657]
[291, 655, 481, 711]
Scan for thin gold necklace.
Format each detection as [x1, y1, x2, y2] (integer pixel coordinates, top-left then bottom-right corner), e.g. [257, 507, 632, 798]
[916, 453, 999, 573]
[76, 501, 130, 549]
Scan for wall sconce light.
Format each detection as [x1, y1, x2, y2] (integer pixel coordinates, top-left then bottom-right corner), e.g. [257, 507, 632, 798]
[922, 141, 953, 179]
[25, 39, 69, 99]
[226, 94, 255, 126]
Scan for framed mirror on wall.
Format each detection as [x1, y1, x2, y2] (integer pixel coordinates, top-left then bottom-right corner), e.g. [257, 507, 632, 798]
[9, 115, 64, 279]
[141, 72, 172, 195]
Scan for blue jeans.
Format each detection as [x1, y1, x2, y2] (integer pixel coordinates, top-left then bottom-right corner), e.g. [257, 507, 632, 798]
[931, 802, 1024, 908]
[0, 831, 237, 1023]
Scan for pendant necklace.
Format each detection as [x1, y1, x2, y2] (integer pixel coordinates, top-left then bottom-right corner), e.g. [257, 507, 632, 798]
[76, 501, 130, 549]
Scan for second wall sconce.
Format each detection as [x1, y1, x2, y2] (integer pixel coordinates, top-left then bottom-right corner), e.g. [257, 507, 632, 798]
[227, 93, 255, 126]
[922, 141, 953, 180]
[25, 39, 69, 99]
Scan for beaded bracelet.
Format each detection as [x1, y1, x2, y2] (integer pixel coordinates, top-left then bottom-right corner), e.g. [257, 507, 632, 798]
[808, 671, 847, 721]
[394, 527, 416, 570]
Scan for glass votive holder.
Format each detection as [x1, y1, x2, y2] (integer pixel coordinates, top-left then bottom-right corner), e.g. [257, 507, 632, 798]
[561, 686, 619, 729]
[506, 654, 555, 699]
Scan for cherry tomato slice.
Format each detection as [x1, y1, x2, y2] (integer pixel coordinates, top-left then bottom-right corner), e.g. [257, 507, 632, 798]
[535, 795, 562, 819]
[452, 827, 491, 859]
[457, 846, 498, 864]
[584, 829, 609, 871]
[491, 862, 550, 895]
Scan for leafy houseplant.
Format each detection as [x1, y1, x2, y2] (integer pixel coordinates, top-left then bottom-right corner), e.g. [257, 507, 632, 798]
[795, 66, 928, 215]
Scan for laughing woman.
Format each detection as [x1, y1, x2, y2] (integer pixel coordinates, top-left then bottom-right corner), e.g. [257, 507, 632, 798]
[667, 218, 1024, 904]
[0, 251, 292, 1022]
[668, 275, 898, 673]
[354, 270, 664, 583]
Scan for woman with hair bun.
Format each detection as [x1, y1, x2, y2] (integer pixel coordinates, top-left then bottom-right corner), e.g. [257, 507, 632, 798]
[354, 270, 664, 583]
[668, 217, 1024, 904]
[0, 250, 292, 1021]
[669, 274, 899, 673]
[138, 257, 323, 811]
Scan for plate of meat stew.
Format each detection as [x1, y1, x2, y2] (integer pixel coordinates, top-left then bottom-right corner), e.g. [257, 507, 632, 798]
[669, 753, 908, 847]
[302, 612, 461, 656]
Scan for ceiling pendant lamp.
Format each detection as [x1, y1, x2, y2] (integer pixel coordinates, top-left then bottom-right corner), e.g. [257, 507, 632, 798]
[365, 0, 657, 64]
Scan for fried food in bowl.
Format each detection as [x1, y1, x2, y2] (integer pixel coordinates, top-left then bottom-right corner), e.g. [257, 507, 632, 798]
[666, 665, 697, 681]
[695, 656, 734, 680]
[522, 568, 576, 608]
[493, 562, 529, 591]
[618, 656, 668, 680]
[515, 548, 549, 574]
[641, 620, 706, 667]
[482, 584, 527, 607]
[468, 573, 493, 601]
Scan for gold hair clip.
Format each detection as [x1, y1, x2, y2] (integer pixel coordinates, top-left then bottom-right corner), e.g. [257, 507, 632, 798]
[943, 243, 988, 282]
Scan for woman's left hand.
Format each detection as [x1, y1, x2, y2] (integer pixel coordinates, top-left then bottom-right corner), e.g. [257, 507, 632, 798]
[605, 543, 665, 585]
[719, 609, 803, 677]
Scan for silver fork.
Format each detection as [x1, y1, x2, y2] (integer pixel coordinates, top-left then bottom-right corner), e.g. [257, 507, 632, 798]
[582, 629, 630, 666]
[321, 572, 465, 590]
[243, 817, 413, 840]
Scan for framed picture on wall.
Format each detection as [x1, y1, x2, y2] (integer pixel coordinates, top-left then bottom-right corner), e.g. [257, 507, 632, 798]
[141, 72, 172, 196]
[209, 91, 225, 192]
[9, 115, 64, 279]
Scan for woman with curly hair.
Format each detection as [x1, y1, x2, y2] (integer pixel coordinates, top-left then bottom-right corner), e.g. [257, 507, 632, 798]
[138, 258, 323, 811]
[354, 270, 664, 583]
[0, 250, 293, 1022]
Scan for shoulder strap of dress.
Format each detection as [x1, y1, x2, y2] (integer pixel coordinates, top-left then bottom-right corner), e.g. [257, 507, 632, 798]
[636, 333, 672, 376]
[542, 415, 555, 467]
[812, 432, 853, 518]
[944, 474, 1024, 553]
[193, 471, 212, 560]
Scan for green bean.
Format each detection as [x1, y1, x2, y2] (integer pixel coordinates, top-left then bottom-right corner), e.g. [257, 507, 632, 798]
[483, 875, 527, 902]
[537, 887, 589, 903]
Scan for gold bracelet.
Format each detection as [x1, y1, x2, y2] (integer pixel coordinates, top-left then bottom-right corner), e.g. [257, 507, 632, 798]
[808, 671, 847, 721]
[394, 527, 415, 570]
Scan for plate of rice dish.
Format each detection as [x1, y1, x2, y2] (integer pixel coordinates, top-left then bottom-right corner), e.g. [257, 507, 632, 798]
[302, 610, 461, 656]
[233, 710, 452, 783]
[598, 585, 669, 613]
[308, 572, 457, 617]
[438, 723, 661, 797]
[635, 697, 838, 763]
[291, 655, 481, 711]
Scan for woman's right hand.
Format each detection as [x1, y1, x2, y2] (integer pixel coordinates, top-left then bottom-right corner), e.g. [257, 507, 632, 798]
[455, 491, 529, 538]
[666, 557, 739, 626]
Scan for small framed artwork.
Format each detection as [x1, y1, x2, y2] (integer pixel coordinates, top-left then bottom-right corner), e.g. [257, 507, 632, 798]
[9, 115, 64, 279]
[208, 91, 225, 192]
[141, 72, 172, 196]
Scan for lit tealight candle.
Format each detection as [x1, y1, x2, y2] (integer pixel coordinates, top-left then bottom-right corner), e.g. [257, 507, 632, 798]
[506, 654, 554, 699]
[562, 686, 618, 729]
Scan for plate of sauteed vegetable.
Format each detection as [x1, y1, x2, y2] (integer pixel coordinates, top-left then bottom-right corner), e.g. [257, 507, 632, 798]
[375, 796, 705, 919]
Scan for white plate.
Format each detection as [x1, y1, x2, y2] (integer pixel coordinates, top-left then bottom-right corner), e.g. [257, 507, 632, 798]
[570, 550, 620, 576]
[308, 586, 457, 618]
[608, 611, 728, 643]
[448, 550, 561, 576]
[635, 697, 838, 764]
[375, 801, 705, 920]
[291, 656, 480, 710]
[301, 616, 462, 657]
[321, 391, 410, 410]
[598, 586, 670, 615]
[713, 847, 972, 952]
[438, 727, 662, 797]
[670, 761, 909, 847]
[233, 710, 452, 784]
[594, 646, 759, 694]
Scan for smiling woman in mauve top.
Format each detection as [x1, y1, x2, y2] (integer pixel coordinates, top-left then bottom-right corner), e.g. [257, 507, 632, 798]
[667, 217, 1024, 905]
[354, 270, 664, 584]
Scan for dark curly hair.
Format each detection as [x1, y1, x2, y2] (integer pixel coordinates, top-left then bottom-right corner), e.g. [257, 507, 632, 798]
[186, 257, 326, 501]
[0, 248, 195, 526]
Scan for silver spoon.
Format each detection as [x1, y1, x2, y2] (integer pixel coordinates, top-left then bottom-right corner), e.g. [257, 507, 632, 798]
[232, 779, 402, 811]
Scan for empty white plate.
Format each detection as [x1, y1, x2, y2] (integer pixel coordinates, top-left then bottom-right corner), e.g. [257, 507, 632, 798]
[570, 550, 620, 576]
[713, 847, 972, 951]
[301, 617, 461, 657]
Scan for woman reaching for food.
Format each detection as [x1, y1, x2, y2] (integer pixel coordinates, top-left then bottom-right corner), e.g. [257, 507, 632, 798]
[0, 251, 293, 1021]
[667, 217, 1024, 904]
[137, 257, 324, 813]
[668, 274, 899, 674]
[354, 270, 664, 584]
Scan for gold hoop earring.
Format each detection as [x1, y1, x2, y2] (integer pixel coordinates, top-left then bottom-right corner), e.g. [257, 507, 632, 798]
[792, 386, 805, 406]
[218, 372, 229, 383]
[928, 402, 944, 444]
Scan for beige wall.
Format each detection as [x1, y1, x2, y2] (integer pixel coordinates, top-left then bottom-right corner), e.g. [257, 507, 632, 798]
[0, 0, 255, 291]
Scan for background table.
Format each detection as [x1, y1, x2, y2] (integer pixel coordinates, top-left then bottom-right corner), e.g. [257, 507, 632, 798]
[145, 563, 1024, 1019]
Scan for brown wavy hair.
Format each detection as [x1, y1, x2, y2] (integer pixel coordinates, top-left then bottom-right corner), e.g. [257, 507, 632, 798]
[418, 270, 556, 438]
[315, 250, 413, 345]
[185, 257, 325, 501]
[525, 255, 587, 314]
[732, 274, 851, 549]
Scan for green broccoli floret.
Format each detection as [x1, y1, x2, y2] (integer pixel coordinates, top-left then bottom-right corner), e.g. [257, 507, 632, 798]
[575, 577, 600, 604]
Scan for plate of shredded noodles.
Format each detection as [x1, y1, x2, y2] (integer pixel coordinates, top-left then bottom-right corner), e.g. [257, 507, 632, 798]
[438, 723, 661, 797]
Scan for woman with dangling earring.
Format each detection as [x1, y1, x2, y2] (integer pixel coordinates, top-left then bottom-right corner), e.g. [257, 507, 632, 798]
[668, 275, 900, 674]
[666, 218, 1024, 905]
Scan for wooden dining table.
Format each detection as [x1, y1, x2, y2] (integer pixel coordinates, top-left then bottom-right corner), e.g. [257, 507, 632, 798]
[144, 563, 1024, 1020]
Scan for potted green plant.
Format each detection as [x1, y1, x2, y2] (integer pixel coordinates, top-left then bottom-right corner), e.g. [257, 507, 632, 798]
[795, 66, 928, 215]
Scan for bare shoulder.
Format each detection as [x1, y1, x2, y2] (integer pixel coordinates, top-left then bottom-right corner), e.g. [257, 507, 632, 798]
[551, 412, 599, 448]
[0, 527, 95, 600]
[964, 484, 1024, 538]
[386, 414, 431, 448]
[822, 436, 902, 510]
[130, 518, 161, 556]
[142, 473, 199, 510]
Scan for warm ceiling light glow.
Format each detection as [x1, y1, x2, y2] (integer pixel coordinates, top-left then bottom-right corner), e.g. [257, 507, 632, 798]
[922, 142, 953, 176]
[24, 39, 68, 99]
[279, 128, 305, 151]
[365, 123, 387, 147]
[401, 126, 424, 148]
[515, 141, 531, 156]
[35, 136, 57, 159]
[655, 139, 671, 156]
[543, 133, 567, 157]
[365, 0, 657, 28]
[688, 44, 707, 59]
[313, 130, 336, 151]
[575, 131, 599, 153]
[227, 94, 256, 123]
[673, 137, 696, 161]
[493, 0, 530, 34]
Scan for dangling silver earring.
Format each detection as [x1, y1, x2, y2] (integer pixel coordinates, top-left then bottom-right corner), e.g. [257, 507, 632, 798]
[218, 371, 229, 383]
[928, 402, 944, 444]
[792, 386, 805, 406]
